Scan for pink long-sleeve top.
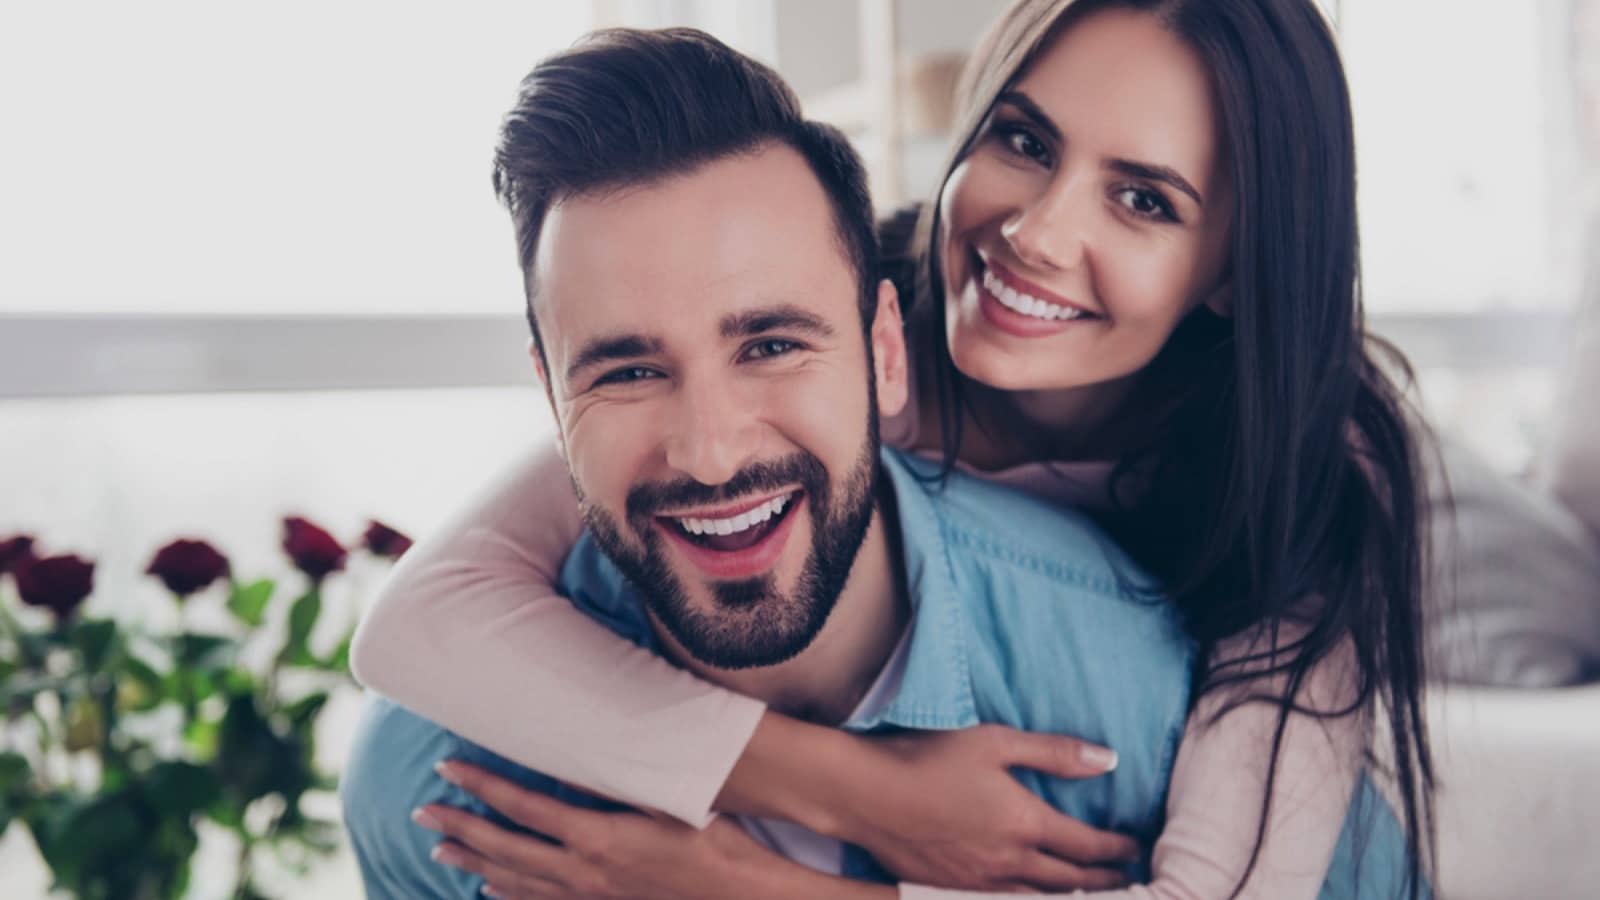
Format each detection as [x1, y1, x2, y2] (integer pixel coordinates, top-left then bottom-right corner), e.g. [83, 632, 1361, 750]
[349, 400, 1367, 900]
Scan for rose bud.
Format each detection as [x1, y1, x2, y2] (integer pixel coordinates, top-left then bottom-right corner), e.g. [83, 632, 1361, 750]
[146, 538, 231, 597]
[15, 553, 95, 622]
[362, 520, 413, 560]
[282, 516, 347, 582]
[0, 535, 36, 575]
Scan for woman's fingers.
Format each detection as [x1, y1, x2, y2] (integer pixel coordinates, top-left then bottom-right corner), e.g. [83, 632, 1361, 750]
[438, 760, 602, 846]
[1029, 806, 1142, 865]
[430, 838, 567, 898]
[990, 726, 1119, 780]
[1016, 851, 1132, 891]
[414, 803, 577, 886]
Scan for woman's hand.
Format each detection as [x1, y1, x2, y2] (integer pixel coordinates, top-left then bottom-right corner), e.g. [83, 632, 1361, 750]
[414, 760, 892, 900]
[722, 717, 1141, 892]
[851, 725, 1140, 890]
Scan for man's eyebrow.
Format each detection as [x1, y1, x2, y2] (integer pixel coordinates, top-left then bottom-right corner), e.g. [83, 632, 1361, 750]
[719, 304, 837, 340]
[996, 90, 1205, 208]
[564, 333, 664, 382]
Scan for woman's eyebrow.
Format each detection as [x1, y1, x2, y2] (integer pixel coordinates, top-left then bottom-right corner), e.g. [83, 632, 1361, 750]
[1110, 160, 1204, 207]
[995, 89, 1205, 207]
[996, 90, 1063, 143]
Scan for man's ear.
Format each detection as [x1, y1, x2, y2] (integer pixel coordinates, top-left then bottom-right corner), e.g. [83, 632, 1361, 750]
[1200, 280, 1233, 318]
[529, 339, 567, 459]
[870, 279, 910, 419]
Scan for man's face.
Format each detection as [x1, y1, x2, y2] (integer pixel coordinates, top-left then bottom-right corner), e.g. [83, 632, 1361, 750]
[531, 144, 907, 670]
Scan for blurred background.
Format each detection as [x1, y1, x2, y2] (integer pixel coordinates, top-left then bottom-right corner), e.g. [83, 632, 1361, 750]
[1, 1, 1596, 897]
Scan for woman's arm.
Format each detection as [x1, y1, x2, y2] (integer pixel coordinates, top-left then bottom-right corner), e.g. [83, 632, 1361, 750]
[903, 633, 1367, 900]
[351, 441, 1141, 884]
[349, 441, 765, 827]
[418, 651, 1363, 900]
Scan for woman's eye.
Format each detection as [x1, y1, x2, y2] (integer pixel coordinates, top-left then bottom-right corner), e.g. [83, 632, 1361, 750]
[744, 339, 799, 361]
[594, 366, 661, 386]
[1116, 186, 1178, 222]
[996, 124, 1051, 165]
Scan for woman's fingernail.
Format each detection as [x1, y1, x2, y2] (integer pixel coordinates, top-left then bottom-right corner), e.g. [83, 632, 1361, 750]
[482, 888, 502, 899]
[411, 807, 444, 831]
[435, 760, 462, 784]
[431, 843, 461, 865]
[1081, 744, 1118, 771]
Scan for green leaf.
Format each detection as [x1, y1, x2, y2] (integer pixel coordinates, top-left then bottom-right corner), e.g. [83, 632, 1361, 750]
[324, 629, 355, 675]
[216, 694, 284, 804]
[184, 717, 220, 759]
[117, 655, 166, 713]
[227, 579, 275, 628]
[69, 619, 119, 671]
[0, 751, 30, 794]
[144, 761, 221, 817]
[63, 695, 103, 753]
[0, 752, 32, 832]
[283, 692, 328, 731]
[16, 631, 55, 669]
[279, 590, 322, 667]
[175, 634, 236, 672]
[223, 667, 256, 697]
[36, 792, 145, 889]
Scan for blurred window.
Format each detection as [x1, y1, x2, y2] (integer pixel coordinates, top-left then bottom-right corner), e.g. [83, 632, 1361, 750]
[0, 1, 595, 316]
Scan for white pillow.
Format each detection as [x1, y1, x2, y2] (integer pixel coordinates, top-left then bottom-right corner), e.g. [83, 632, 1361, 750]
[1539, 218, 1600, 545]
[1425, 439, 1600, 686]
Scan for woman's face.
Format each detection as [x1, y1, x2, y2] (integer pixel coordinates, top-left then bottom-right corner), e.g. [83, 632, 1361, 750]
[939, 6, 1233, 404]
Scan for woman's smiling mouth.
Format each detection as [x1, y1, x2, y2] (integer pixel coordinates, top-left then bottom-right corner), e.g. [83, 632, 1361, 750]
[975, 256, 1101, 337]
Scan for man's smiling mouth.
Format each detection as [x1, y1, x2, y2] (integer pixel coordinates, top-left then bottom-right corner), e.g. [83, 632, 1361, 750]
[658, 490, 802, 553]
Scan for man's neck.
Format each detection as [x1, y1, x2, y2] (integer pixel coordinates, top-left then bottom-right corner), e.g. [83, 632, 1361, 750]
[652, 489, 909, 726]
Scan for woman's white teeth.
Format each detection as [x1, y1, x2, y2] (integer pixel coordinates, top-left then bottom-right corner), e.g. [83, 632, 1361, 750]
[983, 268, 1084, 321]
[677, 494, 791, 537]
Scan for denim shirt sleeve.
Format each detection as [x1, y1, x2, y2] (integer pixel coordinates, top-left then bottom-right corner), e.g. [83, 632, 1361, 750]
[342, 695, 490, 899]
[341, 537, 652, 899]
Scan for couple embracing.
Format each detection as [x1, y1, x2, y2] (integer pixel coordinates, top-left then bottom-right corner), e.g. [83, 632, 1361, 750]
[344, 3, 1435, 898]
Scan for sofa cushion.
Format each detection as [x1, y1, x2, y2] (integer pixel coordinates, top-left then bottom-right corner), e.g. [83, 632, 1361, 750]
[1426, 439, 1600, 686]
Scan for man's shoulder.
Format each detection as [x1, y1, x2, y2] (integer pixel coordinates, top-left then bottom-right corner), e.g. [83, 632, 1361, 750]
[884, 449, 1159, 602]
[555, 535, 658, 648]
[341, 694, 488, 898]
[342, 693, 627, 898]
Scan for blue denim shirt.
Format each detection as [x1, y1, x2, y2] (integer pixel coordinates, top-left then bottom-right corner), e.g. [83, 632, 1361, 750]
[342, 448, 1422, 898]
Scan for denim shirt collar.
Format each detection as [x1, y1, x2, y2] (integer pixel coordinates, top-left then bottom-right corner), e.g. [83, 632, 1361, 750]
[842, 449, 979, 733]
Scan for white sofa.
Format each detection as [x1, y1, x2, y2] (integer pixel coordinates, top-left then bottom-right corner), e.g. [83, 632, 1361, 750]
[1428, 217, 1600, 899]
[1431, 683, 1600, 899]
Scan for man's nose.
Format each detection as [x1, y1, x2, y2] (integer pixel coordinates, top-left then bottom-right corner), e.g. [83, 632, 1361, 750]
[662, 376, 762, 487]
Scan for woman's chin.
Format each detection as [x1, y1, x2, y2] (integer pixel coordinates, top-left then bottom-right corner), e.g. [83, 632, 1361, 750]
[948, 339, 1072, 393]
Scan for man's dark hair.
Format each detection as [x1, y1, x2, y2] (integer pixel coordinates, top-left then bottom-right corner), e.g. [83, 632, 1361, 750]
[492, 27, 880, 364]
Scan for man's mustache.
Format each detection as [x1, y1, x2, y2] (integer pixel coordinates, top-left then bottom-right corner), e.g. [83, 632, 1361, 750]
[625, 453, 827, 521]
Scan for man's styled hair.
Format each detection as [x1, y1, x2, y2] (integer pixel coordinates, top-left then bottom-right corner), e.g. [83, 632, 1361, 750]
[492, 28, 880, 362]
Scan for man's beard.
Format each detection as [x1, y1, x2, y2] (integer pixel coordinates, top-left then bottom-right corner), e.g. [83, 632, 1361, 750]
[580, 431, 879, 671]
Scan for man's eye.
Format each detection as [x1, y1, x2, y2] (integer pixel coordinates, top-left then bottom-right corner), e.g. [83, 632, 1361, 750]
[743, 339, 799, 361]
[594, 366, 661, 386]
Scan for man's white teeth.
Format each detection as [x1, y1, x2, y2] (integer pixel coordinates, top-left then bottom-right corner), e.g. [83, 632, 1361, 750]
[676, 494, 791, 537]
[982, 268, 1085, 321]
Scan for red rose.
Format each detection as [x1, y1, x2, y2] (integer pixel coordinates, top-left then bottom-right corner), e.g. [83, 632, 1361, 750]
[361, 520, 413, 560]
[146, 538, 231, 596]
[282, 516, 346, 582]
[0, 535, 35, 574]
[15, 554, 94, 621]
